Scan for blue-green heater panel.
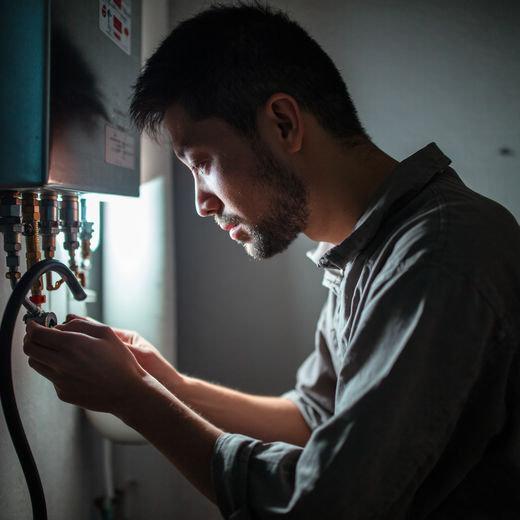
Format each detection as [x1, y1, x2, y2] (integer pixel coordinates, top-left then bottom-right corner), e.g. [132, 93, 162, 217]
[0, 0, 141, 196]
[0, 0, 49, 188]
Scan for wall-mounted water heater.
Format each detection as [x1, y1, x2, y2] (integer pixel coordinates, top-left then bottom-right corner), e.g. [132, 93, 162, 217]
[0, 1, 142, 519]
[0, 0, 141, 195]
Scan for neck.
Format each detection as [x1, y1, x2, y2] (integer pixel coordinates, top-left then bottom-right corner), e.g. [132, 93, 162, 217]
[300, 126, 398, 245]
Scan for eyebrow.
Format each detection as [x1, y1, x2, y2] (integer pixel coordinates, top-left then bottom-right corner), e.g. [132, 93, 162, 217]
[175, 146, 186, 160]
[175, 140, 194, 160]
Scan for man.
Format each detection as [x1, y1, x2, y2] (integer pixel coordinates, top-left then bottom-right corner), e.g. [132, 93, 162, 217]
[24, 3, 520, 518]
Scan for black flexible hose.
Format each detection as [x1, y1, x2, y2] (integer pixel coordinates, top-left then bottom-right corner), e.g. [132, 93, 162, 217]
[0, 259, 86, 520]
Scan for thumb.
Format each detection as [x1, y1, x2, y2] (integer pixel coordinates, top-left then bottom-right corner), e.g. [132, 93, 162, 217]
[66, 314, 100, 324]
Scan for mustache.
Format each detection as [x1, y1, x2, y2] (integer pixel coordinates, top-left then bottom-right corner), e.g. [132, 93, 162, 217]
[214, 213, 241, 227]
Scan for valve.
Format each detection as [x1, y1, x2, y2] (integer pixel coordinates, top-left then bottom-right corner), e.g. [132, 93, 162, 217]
[39, 191, 62, 291]
[22, 192, 45, 305]
[0, 191, 23, 283]
[23, 310, 58, 328]
[79, 198, 94, 270]
[60, 195, 81, 276]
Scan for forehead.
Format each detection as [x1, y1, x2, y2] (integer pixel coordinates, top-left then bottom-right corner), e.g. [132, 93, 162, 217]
[163, 104, 195, 158]
[164, 104, 244, 161]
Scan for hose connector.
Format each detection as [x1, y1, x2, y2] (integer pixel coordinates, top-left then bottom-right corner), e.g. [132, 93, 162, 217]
[23, 311, 58, 328]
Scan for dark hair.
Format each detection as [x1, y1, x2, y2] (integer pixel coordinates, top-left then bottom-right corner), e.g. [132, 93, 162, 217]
[130, 2, 368, 145]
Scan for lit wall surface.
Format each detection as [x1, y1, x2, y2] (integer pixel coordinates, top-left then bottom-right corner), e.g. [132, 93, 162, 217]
[0, 244, 100, 519]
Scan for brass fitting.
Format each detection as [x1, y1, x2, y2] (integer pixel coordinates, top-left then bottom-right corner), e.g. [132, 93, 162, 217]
[46, 272, 65, 291]
[81, 239, 91, 261]
[22, 192, 44, 304]
[77, 272, 86, 288]
[40, 191, 61, 291]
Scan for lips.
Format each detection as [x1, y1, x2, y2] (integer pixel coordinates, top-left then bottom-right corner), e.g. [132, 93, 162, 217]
[229, 224, 241, 240]
[220, 223, 238, 231]
[217, 216, 245, 241]
[219, 221, 241, 240]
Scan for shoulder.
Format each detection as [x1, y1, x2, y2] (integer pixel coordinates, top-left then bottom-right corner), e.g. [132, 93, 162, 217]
[365, 167, 520, 338]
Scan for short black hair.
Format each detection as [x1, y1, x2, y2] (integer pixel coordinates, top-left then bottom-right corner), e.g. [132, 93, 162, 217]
[130, 2, 368, 145]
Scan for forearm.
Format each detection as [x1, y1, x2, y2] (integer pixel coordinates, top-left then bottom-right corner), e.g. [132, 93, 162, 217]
[116, 372, 222, 502]
[171, 376, 311, 447]
[112, 334, 311, 446]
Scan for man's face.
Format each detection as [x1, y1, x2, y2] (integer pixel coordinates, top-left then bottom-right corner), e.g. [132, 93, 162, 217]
[165, 104, 310, 259]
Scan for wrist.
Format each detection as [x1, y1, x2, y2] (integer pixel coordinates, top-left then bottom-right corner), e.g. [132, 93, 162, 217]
[115, 370, 170, 426]
[167, 371, 195, 398]
[159, 365, 185, 394]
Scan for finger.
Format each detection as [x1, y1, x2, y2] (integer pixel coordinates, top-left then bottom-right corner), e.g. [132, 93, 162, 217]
[24, 336, 61, 367]
[25, 322, 65, 351]
[28, 356, 58, 380]
[124, 342, 144, 355]
[53, 319, 114, 340]
[23, 328, 58, 353]
[65, 314, 86, 324]
[26, 320, 111, 353]
[65, 314, 100, 324]
[112, 329, 135, 344]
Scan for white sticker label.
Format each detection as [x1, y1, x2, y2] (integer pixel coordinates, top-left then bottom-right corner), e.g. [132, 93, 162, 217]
[105, 125, 135, 170]
[99, 0, 131, 55]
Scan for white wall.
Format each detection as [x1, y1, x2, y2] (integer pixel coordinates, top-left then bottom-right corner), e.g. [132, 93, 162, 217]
[308, 0, 520, 219]
[0, 241, 100, 520]
[0, 1, 180, 519]
[100, 1, 209, 519]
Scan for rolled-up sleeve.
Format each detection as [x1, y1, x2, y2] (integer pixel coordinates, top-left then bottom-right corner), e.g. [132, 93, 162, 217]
[211, 262, 514, 519]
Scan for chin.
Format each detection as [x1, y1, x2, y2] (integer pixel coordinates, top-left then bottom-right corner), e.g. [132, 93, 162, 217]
[240, 241, 261, 260]
[237, 225, 301, 260]
[241, 239, 290, 261]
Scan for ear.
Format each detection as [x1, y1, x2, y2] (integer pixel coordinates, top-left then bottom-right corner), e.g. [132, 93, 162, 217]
[261, 94, 304, 153]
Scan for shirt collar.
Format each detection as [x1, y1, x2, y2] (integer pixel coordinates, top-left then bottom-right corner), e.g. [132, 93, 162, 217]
[312, 143, 451, 271]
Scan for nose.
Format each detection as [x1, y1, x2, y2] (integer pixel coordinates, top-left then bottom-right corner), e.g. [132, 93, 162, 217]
[194, 181, 221, 217]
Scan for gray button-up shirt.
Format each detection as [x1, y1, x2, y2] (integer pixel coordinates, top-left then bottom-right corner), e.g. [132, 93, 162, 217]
[211, 144, 520, 519]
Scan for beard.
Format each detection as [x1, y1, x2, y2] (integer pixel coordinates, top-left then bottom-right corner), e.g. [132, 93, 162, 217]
[215, 138, 310, 260]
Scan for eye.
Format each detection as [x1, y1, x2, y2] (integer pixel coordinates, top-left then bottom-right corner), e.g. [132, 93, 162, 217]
[191, 161, 208, 175]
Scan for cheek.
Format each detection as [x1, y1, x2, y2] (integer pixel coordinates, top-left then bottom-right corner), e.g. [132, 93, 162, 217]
[211, 155, 267, 214]
[211, 167, 251, 208]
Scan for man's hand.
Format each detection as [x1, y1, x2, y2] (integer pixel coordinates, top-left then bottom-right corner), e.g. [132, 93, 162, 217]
[65, 314, 183, 393]
[62, 316, 311, 445]
[24, 316, 221, 502]
[23, 319, 150, 414]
